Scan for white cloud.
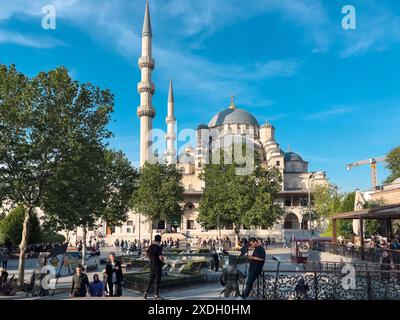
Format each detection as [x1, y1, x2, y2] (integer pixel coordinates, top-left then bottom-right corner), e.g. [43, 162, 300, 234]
[0, 29, 64, 48]
[340, 14, 400, 58]
[305, 105, 353, 120]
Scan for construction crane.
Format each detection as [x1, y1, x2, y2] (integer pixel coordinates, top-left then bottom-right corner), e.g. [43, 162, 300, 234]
[346, 156, 387, 190]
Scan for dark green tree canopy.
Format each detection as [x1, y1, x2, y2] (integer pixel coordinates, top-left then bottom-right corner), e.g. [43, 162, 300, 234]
[0, 64, 115, 281]
[198, 146, 284, 234]
[0, 206, 41, 246]
[131, 163, 184, 226]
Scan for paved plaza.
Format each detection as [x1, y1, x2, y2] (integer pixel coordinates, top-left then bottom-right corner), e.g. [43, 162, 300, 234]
[1, 246, 294, 300]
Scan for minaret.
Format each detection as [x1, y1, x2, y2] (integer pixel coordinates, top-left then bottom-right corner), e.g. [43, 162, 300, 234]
[165, 80, 176, 165]
[137, 0, 156, 167]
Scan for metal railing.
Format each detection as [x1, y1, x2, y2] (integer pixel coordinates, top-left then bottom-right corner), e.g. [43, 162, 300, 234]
[251, 268, 400, 300]
[313, 242, 400, 264]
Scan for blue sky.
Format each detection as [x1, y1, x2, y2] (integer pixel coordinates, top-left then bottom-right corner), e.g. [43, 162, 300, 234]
[1, 0, 399, 192]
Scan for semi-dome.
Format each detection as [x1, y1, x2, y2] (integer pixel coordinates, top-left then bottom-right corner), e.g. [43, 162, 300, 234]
[284, 152, 304, 162]
[208, 108, 260, 128]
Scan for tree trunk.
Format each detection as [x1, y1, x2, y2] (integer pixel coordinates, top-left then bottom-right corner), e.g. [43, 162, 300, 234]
[66, 230, 70, 245]
[18, 206, 32, 287]
[150, 220, 154, 242]
[81, 226, 87, 267]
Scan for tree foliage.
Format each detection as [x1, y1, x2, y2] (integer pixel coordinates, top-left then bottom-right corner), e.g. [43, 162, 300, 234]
[198, 147, 284, 242]
[0, 64, 114, 282]
[385, 146, 400, 184]
[131, 163, 184, 232]
[0, 206, 41, 246]
[311, 184, 341, 220]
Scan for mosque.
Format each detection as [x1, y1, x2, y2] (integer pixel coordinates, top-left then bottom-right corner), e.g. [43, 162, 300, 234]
[106, 2, 329, 242]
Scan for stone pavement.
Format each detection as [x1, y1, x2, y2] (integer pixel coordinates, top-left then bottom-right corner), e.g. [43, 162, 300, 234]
[9, 283, 228, 301]
[1, 246, 295, 300]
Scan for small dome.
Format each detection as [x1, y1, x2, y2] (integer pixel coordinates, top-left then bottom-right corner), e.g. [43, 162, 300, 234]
[197, 124, 209, 130]
[284, 152, 304, 162]
[208, 108, 259, 128]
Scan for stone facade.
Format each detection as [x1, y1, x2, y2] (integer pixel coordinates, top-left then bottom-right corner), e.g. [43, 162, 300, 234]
[106, 2, 330, 243]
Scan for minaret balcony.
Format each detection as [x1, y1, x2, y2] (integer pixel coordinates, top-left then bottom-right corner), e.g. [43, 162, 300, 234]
[166, 116, 176, 123]
[138, 57, 155, 70]
[138, 81, 155, 95]
[137, 106, 156, 118]
[165, 133, 176, 140]
[165, 150, 176, 157]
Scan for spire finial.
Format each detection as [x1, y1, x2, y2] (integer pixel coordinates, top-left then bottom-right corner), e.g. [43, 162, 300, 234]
[142, 0, 152, 37]
[168, 80, 174, 103]
[229, 95, 236, 109]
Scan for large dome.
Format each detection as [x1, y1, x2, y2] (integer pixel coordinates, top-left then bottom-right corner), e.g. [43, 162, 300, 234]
[208, 108, 260, 128]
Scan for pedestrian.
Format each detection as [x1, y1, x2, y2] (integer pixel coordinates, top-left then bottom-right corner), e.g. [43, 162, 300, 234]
[212, 249, 220, 272]
[105, 253, 123, 297]
[0, 250, 3, 270]
[144, 235, 164, 300]
[89, 274, 104, 297]
[77, 241, 82, 252]
[70, 265, 90, 297]
[283, 237, 288, 249]
[1, 249, 8, 269]
[240, 237, 266, 299]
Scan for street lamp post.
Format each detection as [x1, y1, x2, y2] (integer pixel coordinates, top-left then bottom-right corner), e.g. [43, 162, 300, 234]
[307, 173, 316, 234]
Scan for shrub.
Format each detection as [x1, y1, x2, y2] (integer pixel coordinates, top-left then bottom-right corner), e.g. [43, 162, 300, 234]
[0, 207, 41, 246]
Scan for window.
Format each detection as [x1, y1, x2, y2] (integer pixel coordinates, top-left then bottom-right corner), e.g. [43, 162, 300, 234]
[127, 221, 133, 226]
[284, 197, 292, 207]
[157, 220, 165, 230]
[126, 228, 132, 233]
[300, 198, 308, 207]
[276, 161, 280, 166]
[292, 197, 300, 206]
[187, 220, 195, 230]
[185, 202, 195, 210]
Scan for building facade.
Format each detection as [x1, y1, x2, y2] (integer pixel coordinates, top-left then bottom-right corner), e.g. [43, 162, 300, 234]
[104, 2, 329, 243]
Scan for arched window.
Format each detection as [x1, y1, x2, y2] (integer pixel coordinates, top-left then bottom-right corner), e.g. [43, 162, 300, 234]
[284, 213, 300, 229]
[184, 202, 195, 211]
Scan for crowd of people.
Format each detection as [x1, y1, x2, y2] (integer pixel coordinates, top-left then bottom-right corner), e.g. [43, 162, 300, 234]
[75, 240, 101, 256]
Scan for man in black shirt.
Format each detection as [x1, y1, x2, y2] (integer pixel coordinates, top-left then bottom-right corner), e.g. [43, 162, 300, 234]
[105, 253, 123, 297]
[144, 235, 165, 300]
[241, 237, 266, 299]
[70, 265, 90, 297]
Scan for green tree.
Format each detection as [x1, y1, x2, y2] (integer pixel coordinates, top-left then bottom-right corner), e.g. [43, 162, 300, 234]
[337, 192, 356, 239]
[319, 191, 356, 239]
[311, 184, 341, 220]
[0, 65, 113, 284]
[101, 150, 139, 227]
[363, 199, 385, 237]
[198, 147, 284, 246]
[131, 163, 184, 240]
[385, 146, 400, 184]
[0, 206, 41, 246]
[42, 141, 108, 265]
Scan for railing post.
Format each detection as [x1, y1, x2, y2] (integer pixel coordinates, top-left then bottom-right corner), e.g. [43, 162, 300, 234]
[366, 267, 372, 300]
[313, 271, 318, 300]
[262, 272, 266, 300]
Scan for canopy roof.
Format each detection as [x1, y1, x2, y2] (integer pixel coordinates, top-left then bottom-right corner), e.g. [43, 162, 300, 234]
[332, 203, 400, 220]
